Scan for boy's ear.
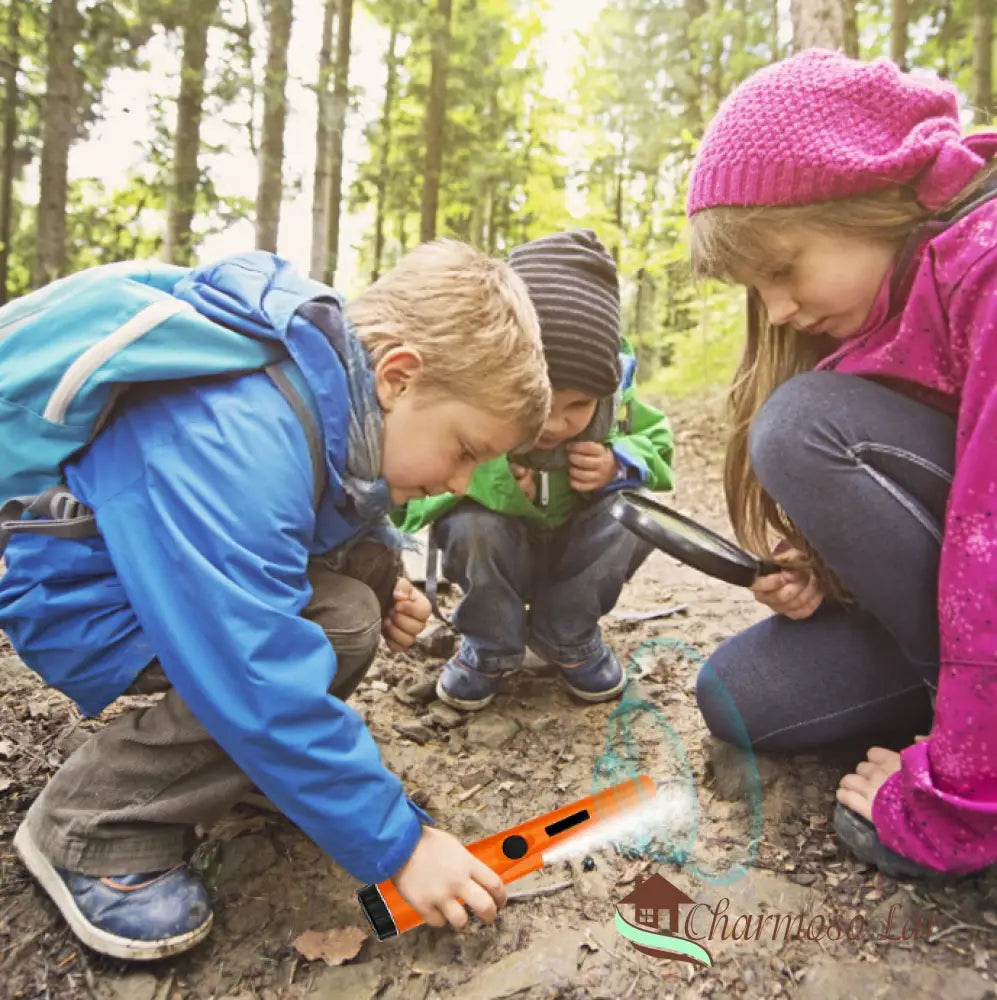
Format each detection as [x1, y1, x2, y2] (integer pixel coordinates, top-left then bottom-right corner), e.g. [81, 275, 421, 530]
[374, 347, 425, 410]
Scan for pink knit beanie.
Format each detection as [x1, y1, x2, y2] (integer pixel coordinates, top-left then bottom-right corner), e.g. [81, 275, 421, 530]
[687, 49, 997, 215]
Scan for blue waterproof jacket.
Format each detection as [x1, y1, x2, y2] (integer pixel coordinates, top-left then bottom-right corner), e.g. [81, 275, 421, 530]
[0, 260, 427, 885]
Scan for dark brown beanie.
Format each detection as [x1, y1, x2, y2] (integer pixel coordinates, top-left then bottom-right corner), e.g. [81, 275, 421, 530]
[508, 229, 621, 398]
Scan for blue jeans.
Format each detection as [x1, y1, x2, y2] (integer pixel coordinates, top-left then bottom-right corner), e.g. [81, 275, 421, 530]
[434, 494, 652, 672]
[697, 372, 955, 751]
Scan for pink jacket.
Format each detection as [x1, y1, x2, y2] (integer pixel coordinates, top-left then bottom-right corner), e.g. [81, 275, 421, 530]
[817, 192, 997, 873]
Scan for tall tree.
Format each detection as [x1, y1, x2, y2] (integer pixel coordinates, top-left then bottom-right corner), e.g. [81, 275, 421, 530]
[164, 0, 221, 265]
[0, 0, 20, 303]
[971, 0, 993, 123]
[371, 17, 400, 281]
[890, 0, 908, 68]
[255, 0, 293, 252]
[790, 0, 848, 50]
[420, 0, 452, 242]
[309, 0, 336, 279]
[33, 0, 82, 287]
[323, 0, 353, 285]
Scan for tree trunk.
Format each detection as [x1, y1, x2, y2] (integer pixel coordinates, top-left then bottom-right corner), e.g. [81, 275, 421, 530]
[890, 0, 908, 68]
[164, 0, 220, 266]
[309, 0, 335, 279]
[323, 0, 353, 286]
[33, 0, 81, 287]
[255, 0, 293, 252]
[420, 0, 452, 243]
[971, 0, 994, 124]
[0, 0, 20, 303]
[371, 20, 399, 283]
[843, 0, 859, 56]
[790, 0, 847, 51]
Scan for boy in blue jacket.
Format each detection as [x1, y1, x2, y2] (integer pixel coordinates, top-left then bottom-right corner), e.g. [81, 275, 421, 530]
[0, 242, 549, 960]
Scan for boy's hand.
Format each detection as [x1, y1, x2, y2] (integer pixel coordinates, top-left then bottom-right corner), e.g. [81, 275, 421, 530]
[566, 441, 618, 493]
[750, 546, 823, 620]
[394, 826, 507, 931]
[382, 577, 431, 652]
[508, 461, 536, 502]
[836, 746, 903, 821]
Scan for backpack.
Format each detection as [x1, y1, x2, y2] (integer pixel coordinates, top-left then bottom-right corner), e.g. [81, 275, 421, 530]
[0, 252, 333, 556]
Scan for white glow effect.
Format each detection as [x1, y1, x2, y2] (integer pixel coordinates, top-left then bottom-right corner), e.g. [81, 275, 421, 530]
[543, 783, 697, 864]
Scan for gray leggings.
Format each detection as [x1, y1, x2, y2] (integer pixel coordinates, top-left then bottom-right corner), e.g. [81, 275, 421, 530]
[697, 372, 955, 752]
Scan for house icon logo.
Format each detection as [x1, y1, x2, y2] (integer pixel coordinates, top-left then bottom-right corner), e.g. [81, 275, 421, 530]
[615, 874, 713, 968]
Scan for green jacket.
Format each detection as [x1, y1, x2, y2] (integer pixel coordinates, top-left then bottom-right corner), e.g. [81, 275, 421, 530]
[393, 350, 674, 533]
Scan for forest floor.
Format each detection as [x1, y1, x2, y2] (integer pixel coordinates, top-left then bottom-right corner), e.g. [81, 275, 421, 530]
[1, 393, 996, 1000]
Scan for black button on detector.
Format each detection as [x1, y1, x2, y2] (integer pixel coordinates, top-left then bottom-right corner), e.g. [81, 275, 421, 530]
[501, 834, 529, 859]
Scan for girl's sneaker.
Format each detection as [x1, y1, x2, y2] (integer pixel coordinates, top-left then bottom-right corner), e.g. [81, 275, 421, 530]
[13, 823, 213, 960]
[559, 646, 626, 702]
[436, 657, 502, 711]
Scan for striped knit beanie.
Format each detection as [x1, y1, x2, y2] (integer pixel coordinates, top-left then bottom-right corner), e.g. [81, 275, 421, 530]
[508, 230, 621, 399]
[687, 49, 997, 215]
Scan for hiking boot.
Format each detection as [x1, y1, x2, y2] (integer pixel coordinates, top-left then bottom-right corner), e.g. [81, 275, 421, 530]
[13, 823, 213, 961]
[436, 657, 502, 711]
[558, 646, 626, 703]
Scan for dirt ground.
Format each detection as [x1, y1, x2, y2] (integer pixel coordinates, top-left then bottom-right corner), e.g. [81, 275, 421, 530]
[1, 395, 996, 1000]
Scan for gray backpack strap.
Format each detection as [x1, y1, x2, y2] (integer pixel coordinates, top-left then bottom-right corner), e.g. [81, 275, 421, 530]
[0, 366, 327, 559]
[0, 485, 98, 557]
[265, 364, 327, 510]
[424, 525, 452, 625]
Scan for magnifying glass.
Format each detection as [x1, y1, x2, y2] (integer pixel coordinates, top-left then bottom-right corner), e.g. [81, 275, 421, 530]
[609, 490, 780, 587]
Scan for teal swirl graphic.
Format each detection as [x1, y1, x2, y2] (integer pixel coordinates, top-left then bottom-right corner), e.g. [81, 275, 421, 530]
[613, 909, 713, 968]
[591, 637, 763, 886]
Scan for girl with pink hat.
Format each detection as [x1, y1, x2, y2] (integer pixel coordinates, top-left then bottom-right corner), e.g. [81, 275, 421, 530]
[688, 49, 997, 880]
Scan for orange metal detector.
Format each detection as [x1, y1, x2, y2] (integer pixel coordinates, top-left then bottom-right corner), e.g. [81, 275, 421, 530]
[358, 775, 655, 939]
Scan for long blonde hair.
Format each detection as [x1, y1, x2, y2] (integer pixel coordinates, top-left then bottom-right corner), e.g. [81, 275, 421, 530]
[689, 165, 997, 598]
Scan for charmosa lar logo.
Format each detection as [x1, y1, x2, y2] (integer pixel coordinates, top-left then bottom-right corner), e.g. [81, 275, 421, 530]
[614, 874, 713, 969]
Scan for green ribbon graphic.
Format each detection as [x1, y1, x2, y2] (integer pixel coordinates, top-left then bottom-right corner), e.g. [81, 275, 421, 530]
[614, 910, 713, 968]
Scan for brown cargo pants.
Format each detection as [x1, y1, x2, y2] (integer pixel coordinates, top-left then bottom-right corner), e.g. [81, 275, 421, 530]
[21, 540, 401, 876]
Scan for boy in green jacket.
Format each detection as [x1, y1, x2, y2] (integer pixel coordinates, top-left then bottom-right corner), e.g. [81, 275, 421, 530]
[395, 230, 674, 710]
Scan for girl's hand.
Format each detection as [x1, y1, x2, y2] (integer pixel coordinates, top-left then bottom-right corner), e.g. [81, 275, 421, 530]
[836, 746, 903, 822]
[382, 577, 431, 652]
[393, 826, 507, 931]
[567, 441, 619, 492]
[750, 546, 823, 620]
[508, 461, 536, 502]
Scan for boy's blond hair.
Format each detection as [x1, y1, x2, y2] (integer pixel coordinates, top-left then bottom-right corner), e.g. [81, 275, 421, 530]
[346, 239, 550, 446]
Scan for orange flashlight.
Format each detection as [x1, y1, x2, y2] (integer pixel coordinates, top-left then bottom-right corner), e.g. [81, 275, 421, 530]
[358, 775, 655, 939]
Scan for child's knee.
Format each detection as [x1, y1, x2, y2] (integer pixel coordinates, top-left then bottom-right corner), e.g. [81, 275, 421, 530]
[439, 504, 525, 564]
[748, 371, 837, 489]
[304, 572, 382, 663]
[695, 661, 753, 750]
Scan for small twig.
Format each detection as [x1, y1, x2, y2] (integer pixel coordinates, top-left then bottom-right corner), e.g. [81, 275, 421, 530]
[623, 972, 640, 998]
[77, 950, 100, 1000]
[929, 921, 993, 944]
[506, 879, 574, 903]
[280, 955, 299, 996]
[457, 782, 486, 803]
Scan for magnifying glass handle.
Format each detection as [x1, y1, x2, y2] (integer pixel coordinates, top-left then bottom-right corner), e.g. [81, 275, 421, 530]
[755, 560, 782, 577]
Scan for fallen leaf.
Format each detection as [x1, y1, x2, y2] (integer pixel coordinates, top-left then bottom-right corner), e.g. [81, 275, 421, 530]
[0, 776, 12, 794]
[294, 926, 368, 966]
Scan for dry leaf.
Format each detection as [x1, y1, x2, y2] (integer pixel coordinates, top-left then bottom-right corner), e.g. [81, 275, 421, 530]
[294, 926, 368, 966]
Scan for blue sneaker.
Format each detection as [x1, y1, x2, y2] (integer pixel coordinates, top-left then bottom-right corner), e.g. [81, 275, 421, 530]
[558, 646, 626, 703]
[436, 657, 502, 711]
[13, 823, 213, 960]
